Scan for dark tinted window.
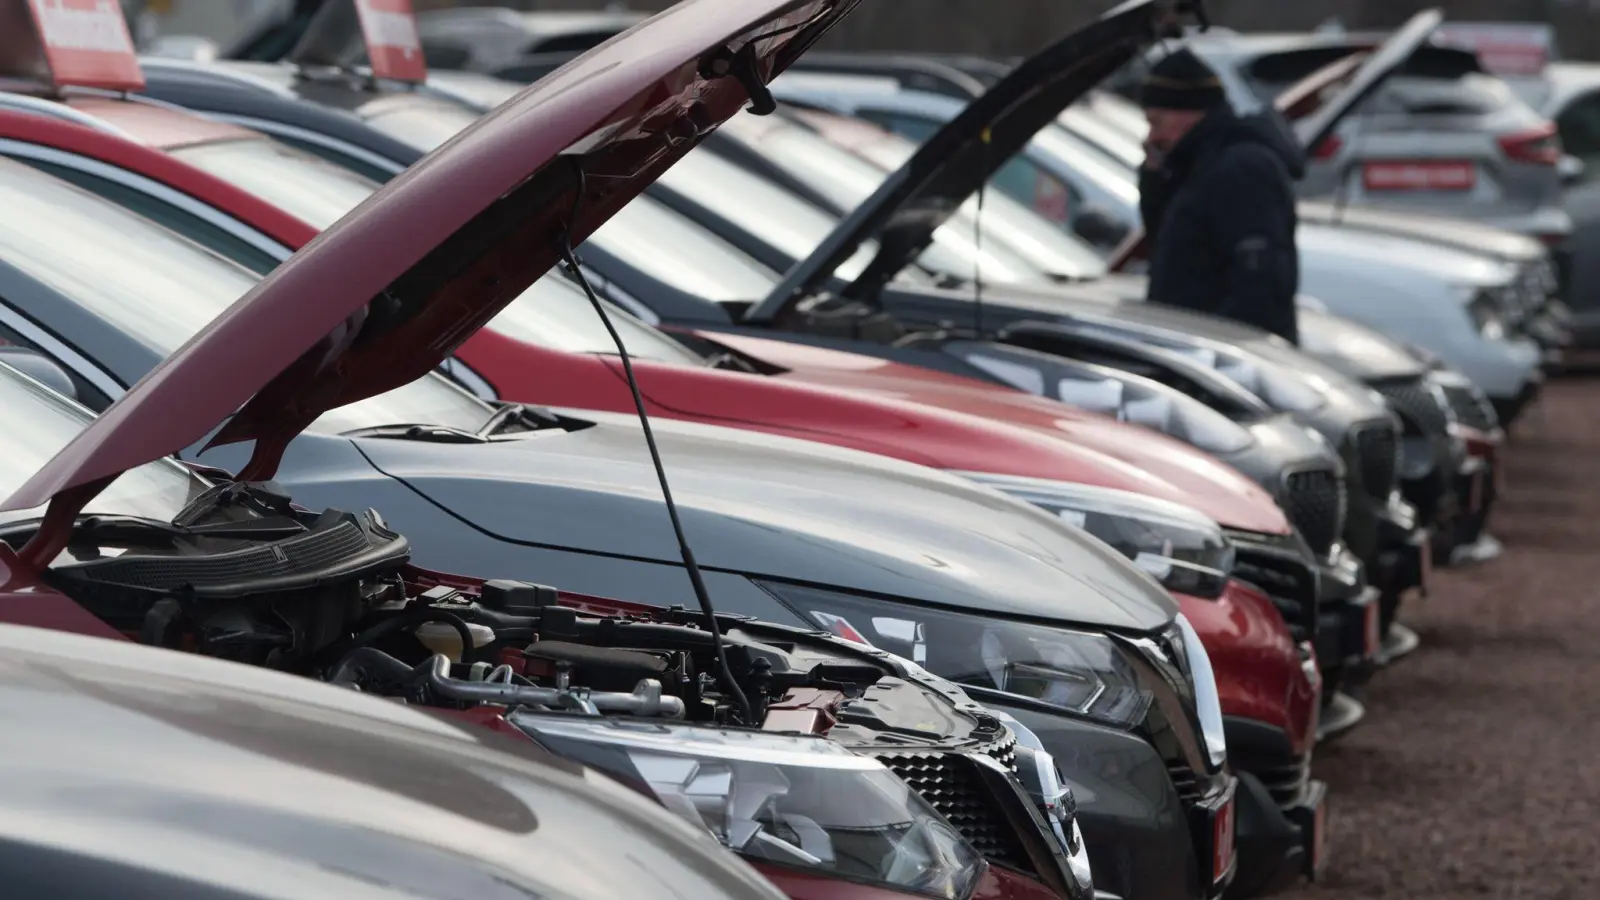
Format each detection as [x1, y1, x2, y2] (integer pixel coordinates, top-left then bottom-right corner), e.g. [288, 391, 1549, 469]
[1559, 89, 1600, 175]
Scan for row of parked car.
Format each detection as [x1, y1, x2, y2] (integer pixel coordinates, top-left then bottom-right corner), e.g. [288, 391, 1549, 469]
[0, 1, 1566, 899]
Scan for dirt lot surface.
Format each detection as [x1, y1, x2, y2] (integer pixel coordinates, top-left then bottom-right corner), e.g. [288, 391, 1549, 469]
[1283, 378, 1600, 900]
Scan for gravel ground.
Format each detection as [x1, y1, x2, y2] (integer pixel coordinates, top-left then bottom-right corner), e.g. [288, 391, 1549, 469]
[1283, 378, 1600, 900]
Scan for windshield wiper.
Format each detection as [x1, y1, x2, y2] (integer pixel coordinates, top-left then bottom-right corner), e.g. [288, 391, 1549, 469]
[477, 403, 566, 438]
[343, 423, 489, 444]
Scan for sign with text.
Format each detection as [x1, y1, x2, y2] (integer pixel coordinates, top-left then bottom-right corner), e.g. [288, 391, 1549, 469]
[354, 0, 425, 84]
[25, 0, 142, 91]
[1434, 22, 1554, 78]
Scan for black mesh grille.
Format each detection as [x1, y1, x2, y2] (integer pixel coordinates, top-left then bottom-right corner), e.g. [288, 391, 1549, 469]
[73, 522, 374, 591]
[1351, 421, 1400, 500]
[1232, 550, 1318, 641]
[1281, 468, 1344, 557]
[1376, 380, 1449, 438]
[1439, 383, 1499, 433]
[874, 751, 1031, 870]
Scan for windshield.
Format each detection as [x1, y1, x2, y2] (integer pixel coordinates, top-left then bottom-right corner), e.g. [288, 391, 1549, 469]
[0, 365, 209, 529]
[171, 138, 383, 230]
[720, 116, 1046, 285]
[1031, 124, 1142, 203]
[834, 133, 1110, 279]
[586, 193, 782, 302]
[656, 147, 880, 280]
[361, 100, 484, 151]
[1057, 105, 1147, 170]
[491, 275, 707, 366]
[0, 161, 494, 436]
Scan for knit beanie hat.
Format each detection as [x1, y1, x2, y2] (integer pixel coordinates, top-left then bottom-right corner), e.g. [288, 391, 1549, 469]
[1141, 47, 1226, 111]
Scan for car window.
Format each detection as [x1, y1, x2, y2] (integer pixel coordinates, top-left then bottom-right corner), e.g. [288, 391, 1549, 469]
[0, 161, 493, 436]
[0, 315, 112, 411]
[586, 193, 783, 302]
[268, 133, 400, 183]
[0, 364, 210, 530]
[171, 138, 381, 230]
[656, 147, 878, 279]
[12, 157, 283, 276]
[855, 109, 942, 144]
[1558, 89, 1600, 176]
[489, 275, 706, 366]
[361, 102, 483, 152]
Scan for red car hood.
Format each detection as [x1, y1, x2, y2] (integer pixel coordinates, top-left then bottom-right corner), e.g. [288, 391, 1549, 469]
[698, 330, 1292, 535]
[1, 0, 857, 527]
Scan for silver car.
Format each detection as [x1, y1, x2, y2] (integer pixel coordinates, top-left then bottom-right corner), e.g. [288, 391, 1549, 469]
[1158, 27, 1573, 244]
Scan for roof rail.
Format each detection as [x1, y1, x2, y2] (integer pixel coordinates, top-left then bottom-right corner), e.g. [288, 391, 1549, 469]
[0, 93, 137, 142]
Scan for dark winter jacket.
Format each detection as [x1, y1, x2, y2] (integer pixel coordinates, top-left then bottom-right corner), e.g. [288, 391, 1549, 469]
[1140, 107, 1304, 344]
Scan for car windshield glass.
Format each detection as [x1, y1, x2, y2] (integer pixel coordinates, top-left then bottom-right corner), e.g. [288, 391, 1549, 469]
[1031, 124, 1142, 199]
[361, 100, 484, 151]
[490, 275, 706, 366]
[171, 138, 383, 230]
[0, 365, 209, 530]
[657, 147, 880, 280]
[585, 192, 782, 301]
[0, 162, 492, 436]
[722, 116, 1045, 284]
[838, 134, 1110, 279]
[1057, 105, 1146, 169]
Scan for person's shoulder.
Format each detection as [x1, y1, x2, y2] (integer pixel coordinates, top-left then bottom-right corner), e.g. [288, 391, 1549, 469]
[1213, 140, 1291, 179]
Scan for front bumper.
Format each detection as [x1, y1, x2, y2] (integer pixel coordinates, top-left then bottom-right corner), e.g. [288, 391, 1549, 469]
[1490, 373, 1544, 427]
[1231, 773, 1329, 897]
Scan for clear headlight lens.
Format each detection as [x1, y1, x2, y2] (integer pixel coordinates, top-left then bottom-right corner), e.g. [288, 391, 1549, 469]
[1173, 614, 1228, 769]
[1053, 371, 1256, 455]
[757, 581, 1154, 729]
[952, 472, 1235, 599]
[513, 716, 986, 899]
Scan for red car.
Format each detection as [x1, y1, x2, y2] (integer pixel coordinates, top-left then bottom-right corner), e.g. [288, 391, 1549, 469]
[0, 15, 1322, 893]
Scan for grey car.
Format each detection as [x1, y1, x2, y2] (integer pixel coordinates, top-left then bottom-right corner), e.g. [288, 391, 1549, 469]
[0, 623, 795, 900]
[0, 150, 1234, 900]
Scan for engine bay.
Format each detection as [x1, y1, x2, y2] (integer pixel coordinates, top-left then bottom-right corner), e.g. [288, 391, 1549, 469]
[27, 481, 1006, 753]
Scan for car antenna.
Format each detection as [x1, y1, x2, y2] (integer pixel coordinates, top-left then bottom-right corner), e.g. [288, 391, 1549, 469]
[558, 165, 755, 727]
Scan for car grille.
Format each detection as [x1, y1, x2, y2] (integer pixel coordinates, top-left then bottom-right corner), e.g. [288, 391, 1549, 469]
[1375, 379, 1450, 438]
[1232, 750, 1313, 810]
[1350, 420, 1400, 500]
[1231, 548, 1319, 641]
[873, 748, 1031, 871]
[1281, 467, 1345, 558]
[1438, 382, 1499, 433]
[1167, 759, 1206, 805]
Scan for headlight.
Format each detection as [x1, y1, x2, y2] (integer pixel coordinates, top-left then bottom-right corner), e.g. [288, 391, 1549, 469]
[756, 581, 1153, 729]
[1054, 371, 1256, 455]
[952, 472, 1234, 599]
[1173, 614, 1228, 769]
[1467, 289, 1508, 340]
[514, 715, 986, 899]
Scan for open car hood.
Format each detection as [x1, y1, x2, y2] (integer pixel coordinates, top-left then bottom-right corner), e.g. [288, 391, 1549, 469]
[2, 0, 857, 525]
[743, 0, 1196, 323]
[1292, 9, 1444, 154]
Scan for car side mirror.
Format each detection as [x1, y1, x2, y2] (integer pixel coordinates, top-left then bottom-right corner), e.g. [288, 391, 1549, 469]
[1559, 154, 1586, 186]
[0, 347, 76, 402]
[1073, 207, 1131, 249]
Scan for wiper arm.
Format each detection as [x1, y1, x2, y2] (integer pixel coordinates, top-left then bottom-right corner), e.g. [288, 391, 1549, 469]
[343, 423, 489, 444]
[476, 403, 566, 438]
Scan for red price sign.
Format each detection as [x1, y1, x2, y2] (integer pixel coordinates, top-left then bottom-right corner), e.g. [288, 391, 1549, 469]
[22, 0, 143, 91]
[354, 0, 426, 84]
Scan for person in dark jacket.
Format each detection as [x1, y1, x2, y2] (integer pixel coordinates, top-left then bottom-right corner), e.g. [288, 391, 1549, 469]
[1139, 48, 1305, 344]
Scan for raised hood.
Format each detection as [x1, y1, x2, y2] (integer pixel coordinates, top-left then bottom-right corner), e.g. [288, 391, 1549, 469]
[744, 0, 1197, 323]
[362, 408, 1179, 631]
[1292, 9, 1444, 158]
[2, 0, 857, 530]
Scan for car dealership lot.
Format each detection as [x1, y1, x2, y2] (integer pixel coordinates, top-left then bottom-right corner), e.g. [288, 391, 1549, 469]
[1286, 377, 1600, 900]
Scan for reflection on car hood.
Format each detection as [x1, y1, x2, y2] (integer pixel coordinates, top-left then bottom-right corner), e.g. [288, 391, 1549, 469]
[1296, 306, 1428, 382]
[0, 625, 786, 900]
[358, 409, 1178, 632]
[3, 0, 858, 530]
[1299, 222, 1515, 286]
[1299, 202, 1543, 262]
